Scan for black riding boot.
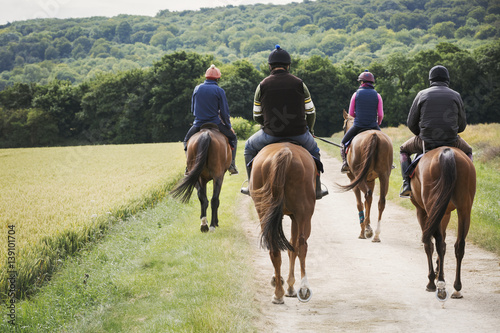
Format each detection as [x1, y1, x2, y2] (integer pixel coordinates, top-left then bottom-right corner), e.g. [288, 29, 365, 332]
[228, 146, 239, 175]
[399, 153, 412, 198]
[240, 154, 253, 195]
[315, 173, 329, 200]
[340, 145, 349, 173]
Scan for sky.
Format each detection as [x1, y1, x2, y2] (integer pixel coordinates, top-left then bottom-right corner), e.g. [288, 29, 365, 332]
[1, 0, 297, 25]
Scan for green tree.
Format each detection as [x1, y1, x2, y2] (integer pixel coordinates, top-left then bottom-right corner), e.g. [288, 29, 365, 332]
[116, 21, 132, 43]
[149, 51, 213, 142]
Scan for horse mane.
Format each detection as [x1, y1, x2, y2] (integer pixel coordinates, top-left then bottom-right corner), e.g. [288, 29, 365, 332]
[254, 147, 294, 252]
[338, 132, 378, 192]
[422, 148, 457, 243]
[170, 131, 212, 203]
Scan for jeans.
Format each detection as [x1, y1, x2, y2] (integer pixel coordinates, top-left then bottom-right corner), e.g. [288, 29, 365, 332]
[244, 129, 320, 164]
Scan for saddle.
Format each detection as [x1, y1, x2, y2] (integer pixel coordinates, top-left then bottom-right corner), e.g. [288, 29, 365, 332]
[200, 122, 219, 131]
[247, 139, 324, 173]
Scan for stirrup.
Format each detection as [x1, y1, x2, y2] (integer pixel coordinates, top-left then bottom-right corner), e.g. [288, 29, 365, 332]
[240, 179, 250, 196]
[399, 183, 411, 198]
[340, 163, 350, 174]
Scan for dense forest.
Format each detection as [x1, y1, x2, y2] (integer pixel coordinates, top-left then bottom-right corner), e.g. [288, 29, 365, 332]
[0, 0, 499, 147]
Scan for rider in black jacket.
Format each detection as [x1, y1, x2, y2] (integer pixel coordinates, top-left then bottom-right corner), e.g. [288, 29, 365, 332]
[399, 65, 472, 198]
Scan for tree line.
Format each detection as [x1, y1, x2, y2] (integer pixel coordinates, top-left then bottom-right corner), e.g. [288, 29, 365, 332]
[0, 41, 498, 148]
[0, 0, 498, 89]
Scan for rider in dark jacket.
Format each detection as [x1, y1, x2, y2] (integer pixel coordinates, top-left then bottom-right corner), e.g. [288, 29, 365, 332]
[240, 45, 328, 199]
[399, 65, 472, 197]
[183, 64, 238, 175]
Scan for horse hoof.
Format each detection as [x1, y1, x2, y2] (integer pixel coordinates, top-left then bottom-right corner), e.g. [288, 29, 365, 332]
[365, 229, 373, 239]
[272, 296, 284, 304]
[436, 281, 450, 302]
[451, 291, 463, 299]
[209, 226, 215, 232]
[200, 225, 209, 233]
[358, 234, 366, 239]
[297, 287, 312, 303]
[372, 237, 381, 243]
[285, 288, 297, 298]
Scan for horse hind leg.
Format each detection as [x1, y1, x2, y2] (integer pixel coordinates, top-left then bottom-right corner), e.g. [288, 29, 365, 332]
[296, 218, 312, 303]
[353, 187, 366, 239]
[209, 178, 223, 231]
[373, 176, 389, 243]
[269, 250, 285, 304]
[452, 209, 471, 299]
[286, 217, 298, 298]
[197, 182, 209, 233]
[363, 183, 374, 240]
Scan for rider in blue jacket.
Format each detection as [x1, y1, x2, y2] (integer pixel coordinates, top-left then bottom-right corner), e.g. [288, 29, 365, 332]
[183, 65, 238, 175]
[340, 70, 384, 173]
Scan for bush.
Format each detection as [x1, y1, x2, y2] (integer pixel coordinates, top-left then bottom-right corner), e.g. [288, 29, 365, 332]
[231, 117, 259, 140]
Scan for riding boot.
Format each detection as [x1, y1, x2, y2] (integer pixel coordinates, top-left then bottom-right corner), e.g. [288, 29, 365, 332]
[399, 153, 412, 198]
[240, 154, 253, 195]
[315, 173, 329, 200]
[340, 145, 350, 173]
[228, 146, 239, 175]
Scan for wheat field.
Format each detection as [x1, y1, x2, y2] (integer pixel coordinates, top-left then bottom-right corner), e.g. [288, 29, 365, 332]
[0, 143, 185, 297]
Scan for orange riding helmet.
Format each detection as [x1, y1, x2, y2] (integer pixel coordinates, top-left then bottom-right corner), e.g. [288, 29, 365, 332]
[205, 64, 221, 80]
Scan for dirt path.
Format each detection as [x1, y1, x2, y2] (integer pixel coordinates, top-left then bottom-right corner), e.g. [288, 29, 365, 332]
[241, 152, 500, 333]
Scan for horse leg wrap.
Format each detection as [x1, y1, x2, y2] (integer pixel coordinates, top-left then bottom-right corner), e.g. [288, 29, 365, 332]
[359, 211, 365, 224]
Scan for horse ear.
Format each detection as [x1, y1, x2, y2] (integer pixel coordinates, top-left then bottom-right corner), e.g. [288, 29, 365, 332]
[343, 109, 348, 119]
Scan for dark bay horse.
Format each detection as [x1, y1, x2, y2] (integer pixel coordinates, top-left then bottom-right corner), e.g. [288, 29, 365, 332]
[249, 142, 316, 304]
[339, 110, 393, 241]
[410, 147, 476, 300]
[171, 125, 231, 232]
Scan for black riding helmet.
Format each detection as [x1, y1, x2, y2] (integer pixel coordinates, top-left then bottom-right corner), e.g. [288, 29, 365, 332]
[268, 44, 291, 66]
[429, 65, 450, 83]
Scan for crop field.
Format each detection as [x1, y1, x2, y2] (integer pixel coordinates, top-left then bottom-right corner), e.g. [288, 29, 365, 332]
[0, 143, 185, 297]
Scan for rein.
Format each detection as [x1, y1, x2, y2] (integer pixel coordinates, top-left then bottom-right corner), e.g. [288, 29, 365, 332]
[313, 135, 342, 148]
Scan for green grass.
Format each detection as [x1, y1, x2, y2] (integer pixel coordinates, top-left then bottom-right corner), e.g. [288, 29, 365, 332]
[2, 142, 258, 332]
[319, 123, 500, 255]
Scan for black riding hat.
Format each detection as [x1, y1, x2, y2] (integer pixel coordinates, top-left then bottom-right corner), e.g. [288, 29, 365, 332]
[429, 65, 450, 82]
[268, 44, 291, 65]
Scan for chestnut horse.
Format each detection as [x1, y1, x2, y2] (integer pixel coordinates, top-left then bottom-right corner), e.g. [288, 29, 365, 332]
[410, 147, 476, 300]
[249, 142, 316, 304]
[171, 125, 231, 232]
[339, 110, 393, 241]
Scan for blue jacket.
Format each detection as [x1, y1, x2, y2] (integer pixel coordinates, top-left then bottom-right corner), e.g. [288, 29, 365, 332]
[191, 80, 231, 128]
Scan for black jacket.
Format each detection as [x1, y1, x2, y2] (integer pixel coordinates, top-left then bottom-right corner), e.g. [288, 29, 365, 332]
[407, 81, 467, 149]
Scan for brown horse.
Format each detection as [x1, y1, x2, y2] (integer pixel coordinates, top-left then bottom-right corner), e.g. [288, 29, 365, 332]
[410, 147, 476, 300]
[171, 125, 231, 232]
[339, 110, 393, 241]
[249, 142, 316, 304]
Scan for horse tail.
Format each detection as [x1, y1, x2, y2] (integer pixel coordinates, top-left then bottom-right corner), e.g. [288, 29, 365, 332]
[255, 147, 294, 252]
[422, 148, 457, 243]
[339, 132, 378, 192]
[171, 131, 211, 203]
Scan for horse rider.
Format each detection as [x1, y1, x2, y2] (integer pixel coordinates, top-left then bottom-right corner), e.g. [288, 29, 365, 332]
[399, 65, 473, 198]
[183, 64, 238, 175]
[340, 70, 384, 173]
[240, 45, 328, 199]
